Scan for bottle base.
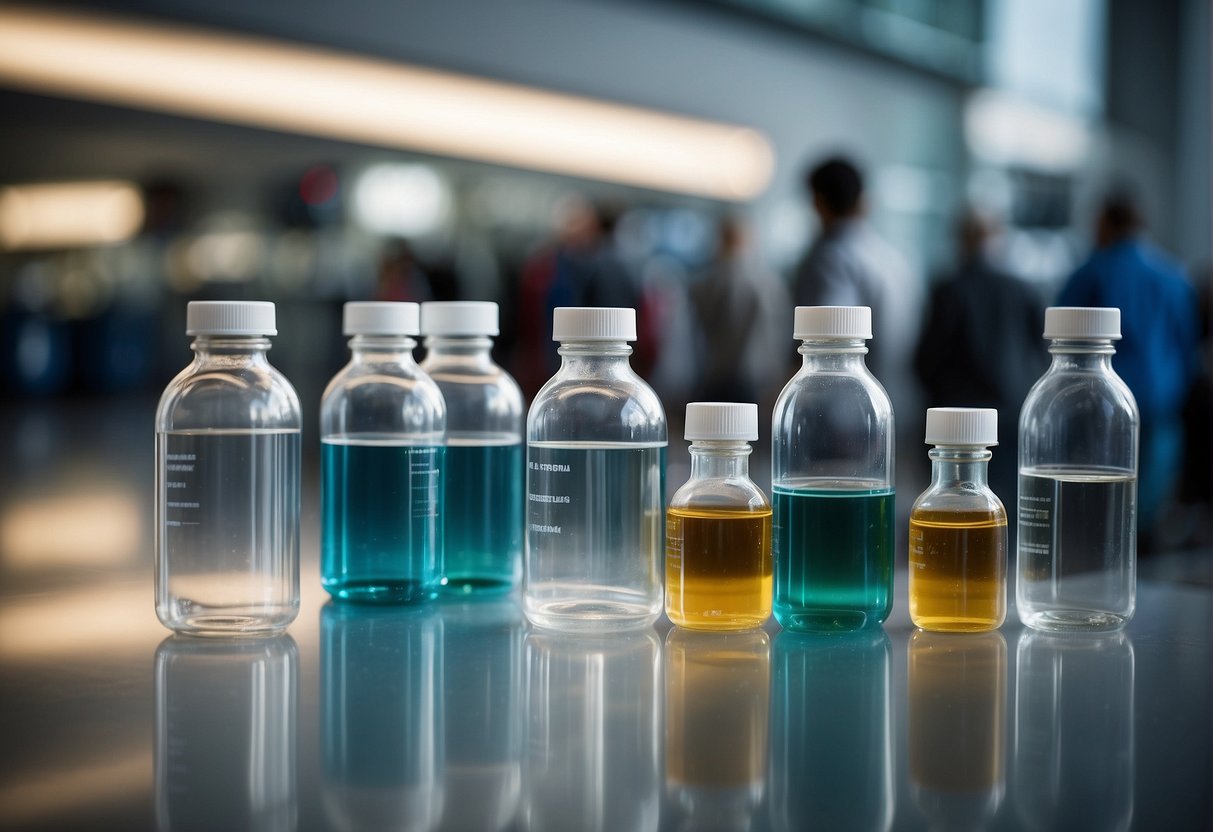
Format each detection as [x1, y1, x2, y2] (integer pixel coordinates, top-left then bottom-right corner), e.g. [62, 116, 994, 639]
[440, 575, 516, 597]
[667, 611, 770, 632]
[524, 598, 659, 632]
[160, 610, 296, 638]
[1020, 607, 1129, 633]
[774, 606, 885, 633]
[324, 579, 438, 604]
[911, 616, 1003, 633]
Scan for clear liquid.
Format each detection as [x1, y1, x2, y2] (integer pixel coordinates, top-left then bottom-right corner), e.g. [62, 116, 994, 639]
[1017, 467, 1137, 631]
[321, 438, 444, 603]
[442, 437, 523, 594]
[156, 429, 300, 636]
[771, 481, 894, 631]
[524, 441, 666, 630]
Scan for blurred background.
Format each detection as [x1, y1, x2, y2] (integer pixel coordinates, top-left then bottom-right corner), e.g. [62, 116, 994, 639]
[0, 0, 1209, 574]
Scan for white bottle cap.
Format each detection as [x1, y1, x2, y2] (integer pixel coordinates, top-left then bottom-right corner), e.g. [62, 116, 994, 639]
[685, 402, 759, 442]
[1044, 307, 1121, 340]
[421, 301, 499, 336]
[552, 307, 637, 342]
[793, 306, 872, 340]
[186, 301, 276, 336]
[925, 407, 998, 446]
[343, 302, 420, 336]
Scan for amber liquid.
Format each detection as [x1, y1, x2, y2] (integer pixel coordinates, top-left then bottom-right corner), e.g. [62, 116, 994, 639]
[666, 506, 773, 630]
[909, 508, 1007, 632]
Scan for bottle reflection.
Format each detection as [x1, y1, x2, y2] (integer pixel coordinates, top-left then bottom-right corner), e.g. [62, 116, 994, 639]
[908, 630, 1007, 831]
[770, 630, 892, 832]
[523, 628, 661, 832]
[665, 628, 770, 832]
[1014, 631, 1135, 832]
[321, 603, 444, 832]
[154, 635, 297, 832]
[436, 597, 523, 832]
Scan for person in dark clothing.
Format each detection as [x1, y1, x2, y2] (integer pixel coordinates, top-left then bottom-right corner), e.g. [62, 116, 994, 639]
[915, 209, 1047, 511]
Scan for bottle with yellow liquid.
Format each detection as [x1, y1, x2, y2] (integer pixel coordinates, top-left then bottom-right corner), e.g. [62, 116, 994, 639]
[910, 408, 1007, 632]
[667, 402, 772, 630]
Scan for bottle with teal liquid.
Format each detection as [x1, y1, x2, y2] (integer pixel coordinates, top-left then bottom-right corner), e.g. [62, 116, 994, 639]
[320, 302, 446, 602]
[771, 306, 894, 630]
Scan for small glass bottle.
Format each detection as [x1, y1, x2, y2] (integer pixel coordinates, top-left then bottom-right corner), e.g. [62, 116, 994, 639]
[320, 302, 446, 603]
[909, 408, 1007, 632]
[1017, 307, 1138, 632]
[420, 301, 524, 594]
[666, 402, 771, 630]
[771, 306, 894, 632]
[155, 301, 301, 637]
[525, 307, 667, 631]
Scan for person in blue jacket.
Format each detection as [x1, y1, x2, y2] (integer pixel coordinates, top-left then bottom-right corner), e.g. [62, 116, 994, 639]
[1059, 191, 1201, 545]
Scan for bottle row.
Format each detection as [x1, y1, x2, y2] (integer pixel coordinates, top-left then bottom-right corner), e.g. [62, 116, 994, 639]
[154, 302, 1138, 638]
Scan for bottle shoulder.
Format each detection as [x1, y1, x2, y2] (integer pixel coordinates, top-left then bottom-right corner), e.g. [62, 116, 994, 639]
[669, 477, 770, 512]
[528, 369, 666, 443]
[156, 359, 301, 431]
[774, 367, 893, 421]
[911, 484, 1007, 519]
[320, 360, 447, 437]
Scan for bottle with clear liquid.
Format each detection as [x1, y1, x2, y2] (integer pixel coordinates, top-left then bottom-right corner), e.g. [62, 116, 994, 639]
[771, 306, 894, 631]
[155, 301, 301, 636]
[1017, 307, 1139, 632]
[525, 307, 667, 631]
[321, 302, 446, 603]
[909, 408, 1008, 632]
[420, 301, 524, 594]
[666, 402, 771, 630]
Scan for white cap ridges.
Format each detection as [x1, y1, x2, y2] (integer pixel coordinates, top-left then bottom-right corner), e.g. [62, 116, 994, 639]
[186, 301, 276, 336]
[552, 307, 637, 342]
[794, 306, 872, 340]
[1044, 307, 1121, 340]
[925, 407, 998, 446]
[685, 402, 759, 442]
[421, 301, 499, 336]
[343, 302, 420, 336]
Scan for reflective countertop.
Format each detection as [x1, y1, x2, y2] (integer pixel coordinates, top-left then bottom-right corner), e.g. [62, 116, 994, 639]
[1, 398, 1210, 831]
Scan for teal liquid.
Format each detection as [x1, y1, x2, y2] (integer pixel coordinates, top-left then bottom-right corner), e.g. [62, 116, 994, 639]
[442, 440, 523, 594]
[772, 483, 894, 631]
[321, 439, 444, 602]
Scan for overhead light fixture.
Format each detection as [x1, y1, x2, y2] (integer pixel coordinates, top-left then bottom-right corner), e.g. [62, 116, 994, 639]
[0, 6, 775, 201]
[965, 89, 1092, 173]
[0, 180, 144, 250]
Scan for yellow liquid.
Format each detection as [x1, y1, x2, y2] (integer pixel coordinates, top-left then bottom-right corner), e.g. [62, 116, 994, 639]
[909, 508, 1007, 632]
[666, 506, 772, 630]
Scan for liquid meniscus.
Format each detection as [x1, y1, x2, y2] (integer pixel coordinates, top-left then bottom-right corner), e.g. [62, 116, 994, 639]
[909, 508, 1007, 632]
[442, 436, 523, 594]
[666, 506, 772, 630]
[772, 482, 894, 631]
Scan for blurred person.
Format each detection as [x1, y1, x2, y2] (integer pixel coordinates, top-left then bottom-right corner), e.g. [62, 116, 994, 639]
[1058, 190, 1201, 547]
[915, 208, 1047, 508]
[689, 215, 790, 404]
[375, 238, 434, 303]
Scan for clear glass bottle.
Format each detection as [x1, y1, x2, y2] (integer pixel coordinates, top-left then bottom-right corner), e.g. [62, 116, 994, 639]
[321, 302, 446, 603]
[524, 307, 667, 631]
[909, 408, 1008, 632]
[771, 306, 894, 632]
[666, 402, 771, 630]
[1017, 307, 1139, 632]
[420, 301, 524, 594]
[155, 300, 301, 637]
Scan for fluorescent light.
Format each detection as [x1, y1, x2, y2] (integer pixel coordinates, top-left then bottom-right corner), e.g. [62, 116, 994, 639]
[965, 89, 1092, 172]
[0, 6, 775, 201]
[0, 180, 144, 250]
[352, 163, 452, 236]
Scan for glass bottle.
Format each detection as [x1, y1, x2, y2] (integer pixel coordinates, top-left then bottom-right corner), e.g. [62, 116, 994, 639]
[1017, 307, 1139, 632]
[666, 402, 771, 630]
[420, 301, 524, 594]
[524, 307, 667, 631]
[320, 302, 446, 603]
[771, 306, 894, 631]
[909, 407, 1008, 632]
[155, 300, 301, 637]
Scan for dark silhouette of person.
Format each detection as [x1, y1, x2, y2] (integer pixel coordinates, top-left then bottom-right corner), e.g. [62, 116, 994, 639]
[1058, 190, 1200, 544]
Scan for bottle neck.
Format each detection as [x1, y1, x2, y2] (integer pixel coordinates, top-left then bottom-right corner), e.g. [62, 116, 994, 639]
[423, 335, 495, 367]
[557, 340, 634, 372]
[799, 338, 869, 371]
[1048, 338, 1116, 371]
[689, 440, 752, 479]
[191, 335, 272, 365]
[348, 334, 418, 363]
[928, 446, 992, 487]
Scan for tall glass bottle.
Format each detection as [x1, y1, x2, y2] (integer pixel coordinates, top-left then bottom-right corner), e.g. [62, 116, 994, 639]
[909, 408, 1007, 632]
[321, 302, 446, 603]
[1017, 307, 1138, 632]
[666, 402, 771, 630]
[420, 301, 524, 594]
[155, 300, 301, 637]
[772, 306, 894, 631]
[525, 307, 667, 631]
